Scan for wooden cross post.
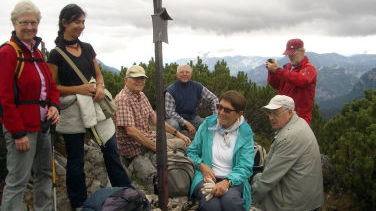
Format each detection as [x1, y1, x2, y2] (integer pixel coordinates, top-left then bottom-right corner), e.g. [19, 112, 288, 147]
[152, 0, 172, 210]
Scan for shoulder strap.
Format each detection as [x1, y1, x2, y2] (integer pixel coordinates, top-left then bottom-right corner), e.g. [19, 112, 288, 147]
[54, 47, 88, 84]
[4, 41, 25, 79]
[2, 41, 24, 105]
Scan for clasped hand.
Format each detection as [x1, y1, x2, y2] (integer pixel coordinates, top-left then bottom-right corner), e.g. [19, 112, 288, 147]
[200, 163, 230, 200]
[78, 83, 104, 101]
[265, 59, 279, 73]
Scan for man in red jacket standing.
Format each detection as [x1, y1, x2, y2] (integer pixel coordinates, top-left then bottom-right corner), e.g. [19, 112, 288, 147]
[265, 38, 317, 125]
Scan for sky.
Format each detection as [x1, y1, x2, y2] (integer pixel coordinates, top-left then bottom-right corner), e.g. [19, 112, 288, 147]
[1, 0, 376, 69]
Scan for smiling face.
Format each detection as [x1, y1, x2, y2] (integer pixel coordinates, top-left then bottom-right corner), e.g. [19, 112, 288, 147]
[267, 108, 293, 130]
[63, 14, 85, 40]
[13, 12, 39, 45]
[125, 77, 146, 93]
[217, 99, 243, 129]
[176, 65, 192, 83]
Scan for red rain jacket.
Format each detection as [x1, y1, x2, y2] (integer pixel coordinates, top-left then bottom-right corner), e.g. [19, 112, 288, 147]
[0, 34, 60, 139]
[268, 56, 317, 125]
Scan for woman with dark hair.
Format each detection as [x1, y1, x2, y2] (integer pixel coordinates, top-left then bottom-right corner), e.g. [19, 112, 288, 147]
[0, 1, 60, 210]
[187, 90, 255, 211]
[47, 4, 131, 209]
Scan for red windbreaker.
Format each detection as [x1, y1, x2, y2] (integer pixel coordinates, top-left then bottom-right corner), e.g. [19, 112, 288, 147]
[0, 34, 60, 139]
[268, 56, 317, 125]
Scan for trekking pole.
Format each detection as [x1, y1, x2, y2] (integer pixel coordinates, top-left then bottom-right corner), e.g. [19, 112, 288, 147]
[50, 122, 57, 211]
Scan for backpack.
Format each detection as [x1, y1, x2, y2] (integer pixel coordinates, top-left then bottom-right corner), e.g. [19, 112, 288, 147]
[250, 142, 267, 183]
[253, 142, 267, 169]
[154, 149, 195, 197]
[0, 41, 45, 123]
[81, 187, 150, 211]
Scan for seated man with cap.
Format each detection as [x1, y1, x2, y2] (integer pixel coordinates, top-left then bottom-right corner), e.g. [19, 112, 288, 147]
[265, 38, 317, 125]
[113, 65, 191, 167]
[251, 95, 324, 211]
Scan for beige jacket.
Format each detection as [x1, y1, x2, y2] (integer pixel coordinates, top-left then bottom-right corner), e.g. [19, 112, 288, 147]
[56, 94, 115, 145]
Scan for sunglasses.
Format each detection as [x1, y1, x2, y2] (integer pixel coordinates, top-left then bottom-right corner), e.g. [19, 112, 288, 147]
[216, 104, 237, 113]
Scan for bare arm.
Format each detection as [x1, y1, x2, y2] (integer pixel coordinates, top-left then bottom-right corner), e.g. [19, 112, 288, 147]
[165, 121, 191, 146]
[47, 63, 96, 97]
[125, 126, 157, 152]
[151, 111, 191, 146]
[92, 58, 105, 102]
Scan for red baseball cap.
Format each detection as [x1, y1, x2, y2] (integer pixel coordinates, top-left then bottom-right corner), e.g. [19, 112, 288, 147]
[283, 39, 304, 56]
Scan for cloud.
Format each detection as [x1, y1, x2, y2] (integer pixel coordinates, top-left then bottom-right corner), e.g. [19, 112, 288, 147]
[163, 0, 376, 36]
[1, 0, 376, 69]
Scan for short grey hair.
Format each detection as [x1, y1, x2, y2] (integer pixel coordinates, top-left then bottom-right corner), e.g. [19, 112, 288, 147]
[177, 64, 192, 73]
[11, 1, 41, 24]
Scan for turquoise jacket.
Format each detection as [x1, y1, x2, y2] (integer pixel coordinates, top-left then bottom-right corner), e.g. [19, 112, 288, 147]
[187, 115, 255, 210]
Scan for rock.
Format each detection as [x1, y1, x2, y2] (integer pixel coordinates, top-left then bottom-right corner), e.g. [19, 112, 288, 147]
[129, 153, 156, 188]
[23, 135, 196, 210]
[24, 139, 110, 210]
[87, 179, 101, 194]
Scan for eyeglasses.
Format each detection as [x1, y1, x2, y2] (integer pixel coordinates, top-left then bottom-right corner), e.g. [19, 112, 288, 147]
[18, 20, 38, 27]
[265, 109, 288, 116]
[216, 104, 237, 113]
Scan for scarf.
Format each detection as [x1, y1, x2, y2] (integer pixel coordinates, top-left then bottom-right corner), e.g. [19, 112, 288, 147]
[62, 38, 78, 46]
[209, 116, 243, 145]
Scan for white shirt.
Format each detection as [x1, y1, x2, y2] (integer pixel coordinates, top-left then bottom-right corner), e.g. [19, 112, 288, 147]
[211, 117, 243, 177]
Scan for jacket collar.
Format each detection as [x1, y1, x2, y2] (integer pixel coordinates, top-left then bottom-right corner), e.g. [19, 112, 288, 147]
[293, 56, 309, 69]
[207, 115, 253, 147]
[11, 30, 42, 53]
[285, 56, 310, 70]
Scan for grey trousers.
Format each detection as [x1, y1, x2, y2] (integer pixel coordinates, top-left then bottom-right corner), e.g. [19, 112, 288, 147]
[193, 180, 245, 211]
[1, 124, 52, 211]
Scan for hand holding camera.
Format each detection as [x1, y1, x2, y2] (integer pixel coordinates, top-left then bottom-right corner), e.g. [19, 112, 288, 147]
[265, 58, 279, 73]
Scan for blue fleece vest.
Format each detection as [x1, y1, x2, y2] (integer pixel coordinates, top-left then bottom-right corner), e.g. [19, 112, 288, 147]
[166, 80, 203, 121]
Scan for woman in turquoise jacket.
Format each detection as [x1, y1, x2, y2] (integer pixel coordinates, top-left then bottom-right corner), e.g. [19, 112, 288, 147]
[187, 90, 254, 211]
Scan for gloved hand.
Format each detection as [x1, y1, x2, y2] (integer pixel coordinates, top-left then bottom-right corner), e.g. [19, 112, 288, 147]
[201, 178, 215, 201]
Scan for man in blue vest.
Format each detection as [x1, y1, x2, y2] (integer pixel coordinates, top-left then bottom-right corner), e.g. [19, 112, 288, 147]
[165, 64, 219, 136]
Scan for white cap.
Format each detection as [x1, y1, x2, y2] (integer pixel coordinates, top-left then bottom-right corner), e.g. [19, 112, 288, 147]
[263, 95, 295, 110]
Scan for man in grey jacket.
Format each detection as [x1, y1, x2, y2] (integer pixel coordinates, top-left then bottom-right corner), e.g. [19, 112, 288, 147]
[251, 95, 324, 211]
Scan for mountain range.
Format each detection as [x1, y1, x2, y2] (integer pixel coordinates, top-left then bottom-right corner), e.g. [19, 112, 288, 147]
[174, 53, 376, 118]
[98, 53, 376, 118]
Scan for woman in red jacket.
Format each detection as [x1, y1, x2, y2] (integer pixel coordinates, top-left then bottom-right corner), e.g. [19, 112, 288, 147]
[0, 1, 60, 210]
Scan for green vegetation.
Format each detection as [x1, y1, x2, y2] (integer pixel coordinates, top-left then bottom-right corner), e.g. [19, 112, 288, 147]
[319, 90, 376, 210]
[100, 57, 278, 145]
[101, 58, 375, 210]
[0, 57, 373, 210]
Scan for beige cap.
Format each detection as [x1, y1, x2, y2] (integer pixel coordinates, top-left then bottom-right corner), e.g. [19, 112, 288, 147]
[263, 95, 295, 110]
[126, 65, 148, 78]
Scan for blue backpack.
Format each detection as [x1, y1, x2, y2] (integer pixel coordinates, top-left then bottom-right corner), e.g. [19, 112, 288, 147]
[81, 187, 150, 211]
